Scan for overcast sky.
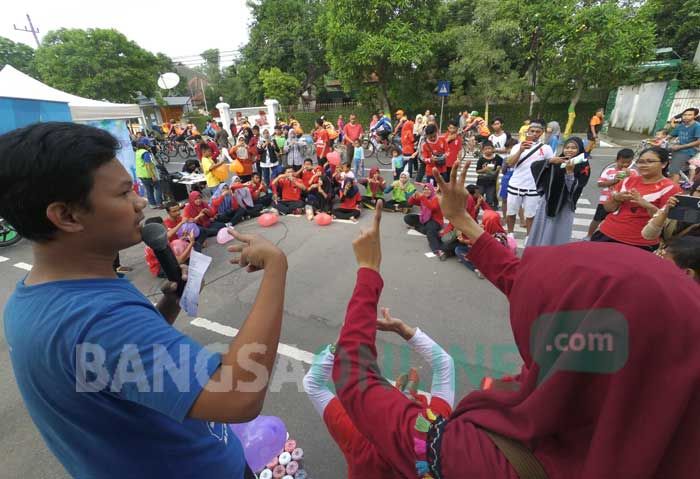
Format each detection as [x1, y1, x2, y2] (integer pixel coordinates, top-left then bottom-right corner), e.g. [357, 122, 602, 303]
[4, 1, 252, 67]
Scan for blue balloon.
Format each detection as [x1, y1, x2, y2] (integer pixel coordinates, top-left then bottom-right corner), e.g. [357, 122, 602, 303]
[229, 415, 287, 472]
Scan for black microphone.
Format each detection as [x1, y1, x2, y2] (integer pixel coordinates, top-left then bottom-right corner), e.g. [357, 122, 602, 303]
[141, 223, 185, 296]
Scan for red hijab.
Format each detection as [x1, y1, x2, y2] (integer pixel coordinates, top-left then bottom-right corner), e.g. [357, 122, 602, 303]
[442, 240, 700, 477]
[482, 210, 505, 236]
[183, 191, 214, 227]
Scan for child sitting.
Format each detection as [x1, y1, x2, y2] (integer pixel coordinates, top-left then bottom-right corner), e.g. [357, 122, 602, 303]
[359, 167, 385, 209]
[333, 178, 362, 221]
[466, 184, 492, 220]
[352, 139, 365, 179]
[245, 173, 272, 208]
[303, 309, 455, 478]
[307, 169, 333, 214]
[143, 217, 194, 277]
[384, 171, 416, 212]
[162, 201, 206, 252]
[391, 148, 405, 180]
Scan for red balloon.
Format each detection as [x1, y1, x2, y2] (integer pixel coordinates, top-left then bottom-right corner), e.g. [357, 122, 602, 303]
[170, 239, 188, 257]
[315, 212, 333, 226]
[257, 212, 279, 227]
[327, 151, 341, 166]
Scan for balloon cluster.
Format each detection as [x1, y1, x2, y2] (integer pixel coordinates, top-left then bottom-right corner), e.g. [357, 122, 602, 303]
[257, 439, 308, 479]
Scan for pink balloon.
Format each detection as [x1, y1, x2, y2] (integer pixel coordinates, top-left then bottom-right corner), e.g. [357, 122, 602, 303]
[315, 212, 332, 226]
[327, 151, 341, 166]
[257, 212, 279, 227]
[216, 227, 235, 244]
[170, 239, 188, 257]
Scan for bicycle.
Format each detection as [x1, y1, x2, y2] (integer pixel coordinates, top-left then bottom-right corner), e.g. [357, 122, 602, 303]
[178, 138, 197, 159]
[362, 132, 397, 166]
[0, 217, 21, 247]
[158, 138, 179, 161]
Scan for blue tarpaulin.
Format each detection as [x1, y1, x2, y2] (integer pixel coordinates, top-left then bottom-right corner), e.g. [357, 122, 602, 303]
[0, 97, 72, 135]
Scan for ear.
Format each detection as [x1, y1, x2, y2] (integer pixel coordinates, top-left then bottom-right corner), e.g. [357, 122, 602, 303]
[685, 268, 697, 281]
[45, 202, 86, 235]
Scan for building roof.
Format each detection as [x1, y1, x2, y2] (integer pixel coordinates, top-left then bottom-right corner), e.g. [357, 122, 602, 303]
[163, 96, 192, 106]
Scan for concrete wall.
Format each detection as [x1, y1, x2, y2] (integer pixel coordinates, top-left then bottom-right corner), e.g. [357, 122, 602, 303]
[610, 82, 667, 134]
[668, 89, 700, 120]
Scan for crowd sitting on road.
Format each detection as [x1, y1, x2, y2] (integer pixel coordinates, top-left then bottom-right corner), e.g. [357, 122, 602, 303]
[2, 110, 699, 479]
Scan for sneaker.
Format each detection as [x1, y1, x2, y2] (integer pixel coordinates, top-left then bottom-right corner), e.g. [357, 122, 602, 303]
[437, 250, 447, 261]
[474, 269, 485, 279]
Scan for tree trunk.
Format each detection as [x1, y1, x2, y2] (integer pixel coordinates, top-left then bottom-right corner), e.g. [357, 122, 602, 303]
[378, 80, 391, 113]
[564, 83, 584, 137]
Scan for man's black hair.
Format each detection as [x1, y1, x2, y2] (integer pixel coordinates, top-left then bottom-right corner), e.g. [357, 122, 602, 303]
[303, 158, 313, 163]
[481, 141, 494, 148]
[217, 121, 223, 127]
[316, 118, 324, 127]
[466, 184, 477, 195]
[682, 107, 699, 116]
[667, 236, 700, 276]
[491, 117, 504, 125]
[0, 122, 120, 242]
[448, 120, 458, 128]
[164, 201, 179, 212]
[616, 148, 634, 160]
[144, 217, 163, 225]
[200, 143, 212, 152]
[425, 124, 437, 135]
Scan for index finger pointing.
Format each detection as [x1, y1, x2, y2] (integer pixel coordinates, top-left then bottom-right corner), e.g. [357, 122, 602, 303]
[373, 200, 383, 230]
[229, 228, 253, 244]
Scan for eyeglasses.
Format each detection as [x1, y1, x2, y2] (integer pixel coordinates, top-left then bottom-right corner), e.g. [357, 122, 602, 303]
[636, 160, 662, 165]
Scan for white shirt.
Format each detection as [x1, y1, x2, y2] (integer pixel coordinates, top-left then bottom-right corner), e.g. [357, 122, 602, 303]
[508, 142, 553, 190]
[488, 132, 508, 150]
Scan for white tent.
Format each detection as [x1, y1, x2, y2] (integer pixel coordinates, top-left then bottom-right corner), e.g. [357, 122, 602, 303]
[0, 65, 142, 121]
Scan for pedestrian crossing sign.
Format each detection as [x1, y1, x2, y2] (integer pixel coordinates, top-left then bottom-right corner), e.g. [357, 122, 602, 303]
[437, 80, 451, 97]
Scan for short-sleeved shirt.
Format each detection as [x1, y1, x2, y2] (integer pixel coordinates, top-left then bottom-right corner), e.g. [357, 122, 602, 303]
[508, 142, 554, 190]
[476, 155, 504, 186]
[442, 133, 463, 168]
[314, 129, 331, 159]
[201, 156, 221, 188]
[599, 175, 681, 246]
[343, 123, 364, 143]
[422, 137, 448, 174]
[4, 278, 245, 478]
[597, 166, 638, 204]
[671, 122, 700, 156]
[488, 132, 508, 150]
[589, 115, 602, 140]
[392, 155, 404, 169]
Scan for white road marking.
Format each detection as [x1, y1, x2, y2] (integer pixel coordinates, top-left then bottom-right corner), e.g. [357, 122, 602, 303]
[190, 317, 315, 364]
[424, 252, 436, 258]
[407, 229, 425, 236]
[13, 262, 32, 271]
[0, 256, 9, 263]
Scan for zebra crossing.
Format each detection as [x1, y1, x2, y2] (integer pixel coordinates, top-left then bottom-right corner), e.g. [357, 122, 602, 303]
[458, 157, 595, 248]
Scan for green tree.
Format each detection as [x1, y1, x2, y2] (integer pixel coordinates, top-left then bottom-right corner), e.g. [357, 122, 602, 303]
[35, 28, 163, 103]
[320, 0, 441, 111]
[240, 0, 328, 103]
[642, 0, 700, 60]
[0, 36, 36, 76]
[258, 67, 301, 105]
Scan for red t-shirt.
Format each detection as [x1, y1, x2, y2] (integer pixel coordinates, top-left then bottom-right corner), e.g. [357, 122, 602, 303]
[442, 132, 463, 168]
[343, 123, 364, 144]
[340, 191, 362, 210]
[163, 215, 181, 230]
[144, 246, 160, 276]
[314, 129, 331, 159]
[278, 177, 303, 201]
[599, 175, 681, 246]
[300, 169, 315, 188]
[422, 137, 448, 173]
[401, 120, 415, 155]
[195, 140, 220, 160]
[247, 136, 259, 161]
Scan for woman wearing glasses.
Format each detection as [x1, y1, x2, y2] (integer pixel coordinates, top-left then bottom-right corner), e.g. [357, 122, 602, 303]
[592, 147, 681, 250]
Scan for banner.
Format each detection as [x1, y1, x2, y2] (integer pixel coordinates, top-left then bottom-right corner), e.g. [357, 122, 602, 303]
[84, 119, 136, 179]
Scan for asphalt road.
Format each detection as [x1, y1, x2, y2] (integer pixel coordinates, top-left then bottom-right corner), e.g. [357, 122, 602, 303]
[0, 145, 622, 478]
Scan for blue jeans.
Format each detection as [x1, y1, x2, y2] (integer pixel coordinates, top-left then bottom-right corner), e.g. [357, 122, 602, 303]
[353, 158, 365, 178]
[262, 166, 279, 186]
[455, 245, 476, 271]
[139, 177, 162, 206]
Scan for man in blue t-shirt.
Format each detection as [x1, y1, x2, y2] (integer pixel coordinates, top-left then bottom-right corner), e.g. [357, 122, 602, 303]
[0, 122, 289, 478]
[670, 107, 700, 182]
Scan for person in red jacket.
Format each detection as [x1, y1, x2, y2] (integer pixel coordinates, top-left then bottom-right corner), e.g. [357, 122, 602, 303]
[304, 300, 455, 479]
[271, 167, 306, 215]
[404, 183, 447, 259]
[313, 117, 331, 161]
[401, 114, 418, 177]
[442, 120, 463, 179]
[332, 164, 700, 479]
[422, 124, 447, 185]
[333, 178, 362, 221]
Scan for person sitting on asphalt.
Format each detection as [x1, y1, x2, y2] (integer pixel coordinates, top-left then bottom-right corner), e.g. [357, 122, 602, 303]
[271, 166, 307, 215]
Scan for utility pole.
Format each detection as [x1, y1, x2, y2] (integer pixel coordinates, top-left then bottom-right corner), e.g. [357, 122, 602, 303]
[528, 26, 540, 117]
[200, 78, 208, 112]
[13, 14, 41, 48]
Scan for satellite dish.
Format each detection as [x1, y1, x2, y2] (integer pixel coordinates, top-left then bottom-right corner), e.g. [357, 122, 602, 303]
[157, 72, 180, 90]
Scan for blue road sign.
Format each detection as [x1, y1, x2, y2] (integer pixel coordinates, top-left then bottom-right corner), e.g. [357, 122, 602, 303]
[437, 80, 451, 97]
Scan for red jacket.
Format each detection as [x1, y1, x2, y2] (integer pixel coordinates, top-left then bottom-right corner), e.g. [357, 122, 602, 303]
[408, 194, 444, 225]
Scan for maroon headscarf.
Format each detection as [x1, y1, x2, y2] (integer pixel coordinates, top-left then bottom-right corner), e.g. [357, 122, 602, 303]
[441, 239, 700, 477]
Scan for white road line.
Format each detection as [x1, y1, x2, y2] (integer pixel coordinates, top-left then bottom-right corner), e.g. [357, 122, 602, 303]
[13, 262, 32, 271]
[407, 229, 425, 236]
[424, 252, 436, 258]
[0, 256, 9, 263]
[190, 317, 315, 364]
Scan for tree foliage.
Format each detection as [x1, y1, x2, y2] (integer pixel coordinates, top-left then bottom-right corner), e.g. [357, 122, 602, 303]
[35, 28, 165, 103]
[0, 36, 36, 76]
[258, 67, 301, 105]
[642, 0, 700, 60]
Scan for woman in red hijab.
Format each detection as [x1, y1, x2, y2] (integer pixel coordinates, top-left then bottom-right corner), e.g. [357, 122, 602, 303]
[333, 166, 700, 479]
[404, 183, 447, 259]
[182, 191, 226, 237]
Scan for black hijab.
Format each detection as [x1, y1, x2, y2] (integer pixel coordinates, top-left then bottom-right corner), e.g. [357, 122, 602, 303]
[531, 136, 590, 217]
